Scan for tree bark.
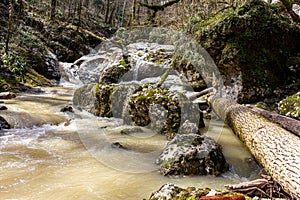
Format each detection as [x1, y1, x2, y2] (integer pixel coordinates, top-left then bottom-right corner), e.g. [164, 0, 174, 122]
[209, 96, 300, 199]
[247, 105, 300, 137]
[77, 0, 83, 30]
[5, 0, 13, 54]
[131, 0, 137, 22]
[50, 0, 57, 21]
[104, 0, 110, 23]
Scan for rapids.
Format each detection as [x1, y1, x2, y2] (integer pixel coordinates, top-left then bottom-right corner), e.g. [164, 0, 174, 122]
[0, 86, 261, 200]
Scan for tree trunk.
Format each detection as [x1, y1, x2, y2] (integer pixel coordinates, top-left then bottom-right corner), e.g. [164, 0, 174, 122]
[131, 0, 137, 24]
[247, 105, 300, 137]
[104, 0, 110, 23]
[121, 1, 126, 26]
[108, 2, 116, 25]
[209, 96, 300, 199]
[50, 0, 57, 21]
[77, 0, 83, 30]
[5, 0, 13, 54]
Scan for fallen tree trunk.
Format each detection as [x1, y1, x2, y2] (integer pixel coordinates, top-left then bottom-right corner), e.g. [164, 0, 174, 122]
[209, 96, 300, 199]
[247, 105, 300, 137]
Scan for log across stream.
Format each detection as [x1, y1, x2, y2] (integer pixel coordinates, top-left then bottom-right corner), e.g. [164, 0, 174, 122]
[210, 96, 300, 199]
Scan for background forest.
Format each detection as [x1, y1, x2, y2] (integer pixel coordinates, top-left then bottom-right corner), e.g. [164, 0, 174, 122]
[0, 0, 300, 106]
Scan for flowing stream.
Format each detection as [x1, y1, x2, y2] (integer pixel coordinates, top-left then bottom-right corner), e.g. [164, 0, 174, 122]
[0, 86, 262, 200]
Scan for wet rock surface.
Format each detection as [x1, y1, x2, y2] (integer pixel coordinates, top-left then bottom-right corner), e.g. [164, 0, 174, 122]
[0, 92, 16, 99]
[0, 116, 10, 130]
[0, 106, 8, 110]
[157, 134, 228, 176]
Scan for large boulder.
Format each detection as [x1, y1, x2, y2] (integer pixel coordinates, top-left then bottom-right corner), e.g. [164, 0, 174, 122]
[73, 83, 139, 118]
[26, 46, 61, 80]
[157, 134, 228, 176]
[73, 83, 98, 115]
[123, 86, 203, 139]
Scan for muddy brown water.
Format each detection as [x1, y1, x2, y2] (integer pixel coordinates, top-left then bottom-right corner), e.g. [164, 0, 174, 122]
[0, 87, 261, 200]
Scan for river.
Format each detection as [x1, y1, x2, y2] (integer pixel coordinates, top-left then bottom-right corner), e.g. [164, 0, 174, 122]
[0, 86, 262, 200]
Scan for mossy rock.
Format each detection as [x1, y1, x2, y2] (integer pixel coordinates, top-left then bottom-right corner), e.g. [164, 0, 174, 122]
[94, 84, 116, 117]
[123, 85, 202, 139]
[172, 55, 207, 91]
[278, 92, 300, 120]
[121, 127, 143, 135]
[157, 134, 229, 176]
[0, 115, 10, 130]
[148, 184, 247, 200]
[99, 56, 132, 84]
[149, 184, 211, 200]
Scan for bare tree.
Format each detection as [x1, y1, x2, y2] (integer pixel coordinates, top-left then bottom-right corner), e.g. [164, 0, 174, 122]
[5, 0, 14, 53]
[50, 0, 57, 21]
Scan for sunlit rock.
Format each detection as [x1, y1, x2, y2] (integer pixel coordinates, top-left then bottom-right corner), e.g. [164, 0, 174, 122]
[278, 92, 300, 120]
[157, 134, 228, 176]
[148, 184, 211, 200]
[123, 86, 203, 139]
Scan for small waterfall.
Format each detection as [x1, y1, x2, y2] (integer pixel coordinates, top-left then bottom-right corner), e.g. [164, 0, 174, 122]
[132, 54, 146, 81]
[59, 61, 83, 87]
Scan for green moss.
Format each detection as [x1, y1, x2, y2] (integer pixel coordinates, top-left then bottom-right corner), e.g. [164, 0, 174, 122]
[119, 57, 126, 67]
[278, 92, 300, 119]
[161, 158, 175, 169]
[188, 0, 300, 102]
[95, 84, 116, 117]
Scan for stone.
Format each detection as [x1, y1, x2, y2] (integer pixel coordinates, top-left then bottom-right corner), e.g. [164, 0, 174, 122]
[0, 106, 8, 110]
[0, 92, 16, 99]
[120, 127, 143, 135]
[73, 84, 98, 114]
[60, 105, 74, 113]
[178, 120, 199, 135]
[123, 86, 202, 139]
[149, 184, 211, 200]
[31, 51, 61, 80]
[148, 184, 246, 200]
[73, 83, 140, 118]
[278, 92, 300, 120]
[0, 116, 10, 130]
[157, 134, 228, 176]
[111, 142, 129, 150]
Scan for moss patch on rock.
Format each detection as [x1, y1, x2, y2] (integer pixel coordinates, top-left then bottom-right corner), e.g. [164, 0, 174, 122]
[99, 56, 132, 84]
[148, 184, 248, 200]
[157, 134, 229, 176]
[95, 84, 116, 117]
[278, 92, 300, 120]
[124, 85, 202, 139]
